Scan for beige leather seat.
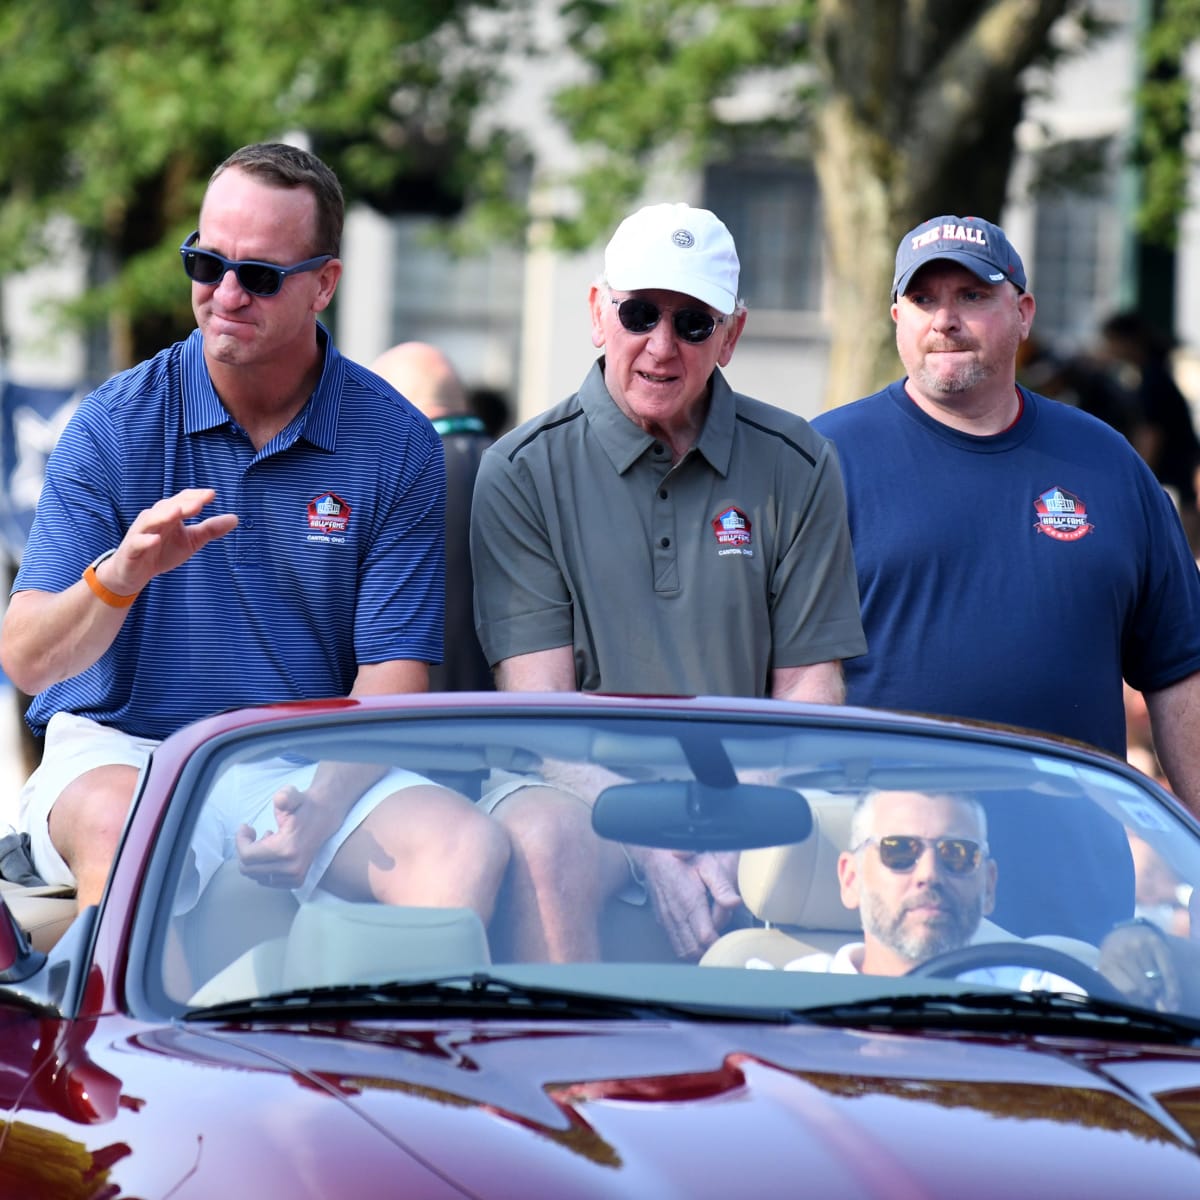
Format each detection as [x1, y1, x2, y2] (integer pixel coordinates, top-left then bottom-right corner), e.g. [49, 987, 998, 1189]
[189, 895, 492, 1006]
[702, 792, 860, 967]
[172, 858, 301, 993]
[0, 880, 77, 953]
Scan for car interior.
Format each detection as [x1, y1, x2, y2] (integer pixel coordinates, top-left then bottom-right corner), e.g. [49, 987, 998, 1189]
[169, 854, 679, 1006]
[1, 712, 1188, 1013]
[160, 783, 1117, 1006]
[2, 879, 76, 954]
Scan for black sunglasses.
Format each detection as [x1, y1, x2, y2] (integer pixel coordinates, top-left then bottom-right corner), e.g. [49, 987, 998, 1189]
[854, 835, 986, 876]
[611, 297, 726, 345]
[179, 232, 333, 298]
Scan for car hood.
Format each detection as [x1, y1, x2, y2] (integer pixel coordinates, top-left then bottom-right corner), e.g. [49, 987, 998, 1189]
[21, 1014, 1198, 1199]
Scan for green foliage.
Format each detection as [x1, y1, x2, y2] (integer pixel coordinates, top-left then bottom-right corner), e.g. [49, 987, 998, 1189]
[0, 0, 533, 353]
[551, 0, 812, 247]
[1135, 0, 1200, 245]
[7, 0, 1200, 362]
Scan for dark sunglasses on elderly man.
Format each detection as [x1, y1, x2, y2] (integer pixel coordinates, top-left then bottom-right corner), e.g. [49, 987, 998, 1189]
[179, 231, 333, 298]
[611, 297, 726, 345]
[853, 835, 987, 876]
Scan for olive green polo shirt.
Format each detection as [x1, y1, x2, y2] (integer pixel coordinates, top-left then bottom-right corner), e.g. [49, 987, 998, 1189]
[471, 361, 866, 696]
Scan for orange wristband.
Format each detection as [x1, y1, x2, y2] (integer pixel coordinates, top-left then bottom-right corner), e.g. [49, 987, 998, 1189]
[82, 551, 140, 609]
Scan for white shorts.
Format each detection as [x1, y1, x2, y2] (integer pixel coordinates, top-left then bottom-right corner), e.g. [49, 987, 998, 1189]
[15, 712, 159, 887]
[180, 757, 428, 912]
[17, 712, 428, 903]
[477, 772, 544, 815]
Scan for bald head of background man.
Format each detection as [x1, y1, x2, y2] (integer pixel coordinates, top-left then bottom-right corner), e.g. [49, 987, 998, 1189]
[370, 341, 495, 693]
[371, 341, 470, 421]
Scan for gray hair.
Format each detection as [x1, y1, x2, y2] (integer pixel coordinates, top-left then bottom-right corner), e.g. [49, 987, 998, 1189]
[848, 789, 988, 853]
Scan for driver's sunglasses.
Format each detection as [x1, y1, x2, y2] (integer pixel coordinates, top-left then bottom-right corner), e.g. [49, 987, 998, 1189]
[611, 297, 726, 345]
[855, 835, 986, 876]
[179, 231, 333, 297]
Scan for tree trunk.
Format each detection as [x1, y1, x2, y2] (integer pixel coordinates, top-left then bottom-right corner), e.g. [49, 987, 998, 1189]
[812, 0, 1078, 409]
[814, 95, 907, 411]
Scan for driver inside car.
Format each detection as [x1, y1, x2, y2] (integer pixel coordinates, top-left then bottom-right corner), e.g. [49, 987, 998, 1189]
[749, 788, 1200, 1011]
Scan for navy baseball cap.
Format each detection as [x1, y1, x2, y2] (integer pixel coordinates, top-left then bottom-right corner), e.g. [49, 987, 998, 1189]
[891, 215, 1027, 301]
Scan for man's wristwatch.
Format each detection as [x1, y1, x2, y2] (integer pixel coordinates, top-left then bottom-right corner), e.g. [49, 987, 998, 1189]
[82, 549, 140, 609]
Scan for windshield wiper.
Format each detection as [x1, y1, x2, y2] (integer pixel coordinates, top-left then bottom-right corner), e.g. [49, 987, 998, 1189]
[184, 971, 795, 1024]
[798, 988, 1200, 1043]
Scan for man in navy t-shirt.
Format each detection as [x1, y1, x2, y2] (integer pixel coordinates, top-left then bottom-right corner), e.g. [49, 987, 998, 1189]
[813, 215, 1200, 940]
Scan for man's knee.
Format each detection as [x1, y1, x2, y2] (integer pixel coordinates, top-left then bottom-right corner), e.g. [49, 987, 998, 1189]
[389, 785, 510, 877]
[457, 799, 512, 874]
[494, 787, 594, 866]
[48, 764, 138, 864]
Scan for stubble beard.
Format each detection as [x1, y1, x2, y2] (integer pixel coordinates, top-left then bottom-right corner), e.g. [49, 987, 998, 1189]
[910, 352, 990, 397]
[862, 885, 984, 965]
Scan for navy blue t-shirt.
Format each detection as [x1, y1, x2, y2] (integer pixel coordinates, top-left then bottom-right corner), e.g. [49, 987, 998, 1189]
[814, 381, 1200, 759]
[814, 381, 1200, 940]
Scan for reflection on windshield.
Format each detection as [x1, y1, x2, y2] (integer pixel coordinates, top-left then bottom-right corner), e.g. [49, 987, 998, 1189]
[154, 713, 1200, 1025]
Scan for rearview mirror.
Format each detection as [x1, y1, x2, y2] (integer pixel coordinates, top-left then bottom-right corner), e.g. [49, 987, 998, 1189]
[592, 782, 812, 851]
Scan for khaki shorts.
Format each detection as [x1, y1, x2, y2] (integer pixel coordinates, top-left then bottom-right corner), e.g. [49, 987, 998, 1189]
[479, 771, 646, 905]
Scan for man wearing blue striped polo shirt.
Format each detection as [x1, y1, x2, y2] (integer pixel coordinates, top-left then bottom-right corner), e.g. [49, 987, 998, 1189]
[0, 143, 509, 921]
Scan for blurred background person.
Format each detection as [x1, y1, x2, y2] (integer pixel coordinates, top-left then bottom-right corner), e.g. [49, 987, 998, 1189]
[1128, 831, 1190, 938]
[371, 342, 494, 692]
[1016, 333, 1141, 443]
[1124, 680, 1166, 783]
[468, 385, 514, 440]
[1123, 680, 1189, 937]
[1100, 310, 1200, 553]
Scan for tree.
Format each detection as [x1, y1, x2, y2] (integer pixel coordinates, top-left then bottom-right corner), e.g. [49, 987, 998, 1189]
[1126, 0, 1200, 336]
[0, 0, 532, 373]
[549, 0, 1095, 407]
[1136, 0, 1200, 246]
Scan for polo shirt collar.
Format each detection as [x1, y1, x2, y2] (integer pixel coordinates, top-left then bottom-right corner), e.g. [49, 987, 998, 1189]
[582, 358, 737, 476]
[180, 322, 341, 452]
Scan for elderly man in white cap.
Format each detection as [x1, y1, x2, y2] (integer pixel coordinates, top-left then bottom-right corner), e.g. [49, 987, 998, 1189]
[471, 202, 866, 963]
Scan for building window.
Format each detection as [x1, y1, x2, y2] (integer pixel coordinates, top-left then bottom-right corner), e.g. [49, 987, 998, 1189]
[390, 217, 523, 325]
[704, 160, 822, 313]
[1030, 138, 1124, 350]
[388, 216, 524, 390]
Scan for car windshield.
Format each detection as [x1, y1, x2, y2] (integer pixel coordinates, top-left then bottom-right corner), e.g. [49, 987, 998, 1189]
[146, 706, 1200, 1025]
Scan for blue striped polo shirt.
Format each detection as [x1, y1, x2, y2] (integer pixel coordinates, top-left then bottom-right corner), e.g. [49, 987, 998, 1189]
[15, 325, 445, 739]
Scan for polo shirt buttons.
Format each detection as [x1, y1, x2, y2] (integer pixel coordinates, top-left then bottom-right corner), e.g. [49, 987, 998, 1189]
[660, 537, 670, 548]
[653, 442, 667, 457]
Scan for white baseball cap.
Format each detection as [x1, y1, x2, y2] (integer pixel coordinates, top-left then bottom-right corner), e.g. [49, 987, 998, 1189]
[604, 202, 740, 315]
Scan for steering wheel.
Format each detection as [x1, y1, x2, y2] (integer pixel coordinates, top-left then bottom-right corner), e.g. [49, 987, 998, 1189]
[905, 940, 1124, 1003]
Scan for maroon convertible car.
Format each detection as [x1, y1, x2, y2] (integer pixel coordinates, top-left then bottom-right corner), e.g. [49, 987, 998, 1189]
[2, 692, 1200, 1198]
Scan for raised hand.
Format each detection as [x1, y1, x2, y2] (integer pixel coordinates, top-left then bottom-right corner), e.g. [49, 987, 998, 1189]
[102, 488, 238, 595]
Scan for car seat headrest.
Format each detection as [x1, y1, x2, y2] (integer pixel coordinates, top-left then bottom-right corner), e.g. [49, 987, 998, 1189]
[738, 792, 861, 932]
